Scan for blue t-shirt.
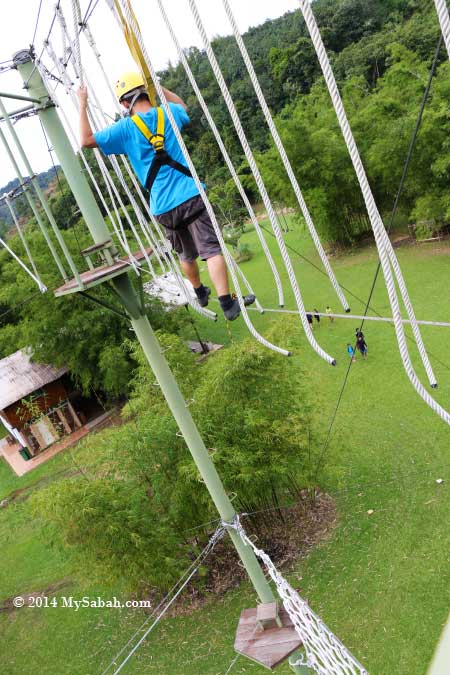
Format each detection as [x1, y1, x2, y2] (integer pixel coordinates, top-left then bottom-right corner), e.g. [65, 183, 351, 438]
[94, 103, 200, 215]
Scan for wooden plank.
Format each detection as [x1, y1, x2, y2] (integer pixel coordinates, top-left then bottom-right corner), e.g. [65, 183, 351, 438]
[234, 607, 302, 670]
[81, 239, 112, 255]
[54, 247, 154, 296]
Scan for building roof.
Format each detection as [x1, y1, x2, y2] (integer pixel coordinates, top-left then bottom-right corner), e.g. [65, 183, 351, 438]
[0, 349, 68, 410]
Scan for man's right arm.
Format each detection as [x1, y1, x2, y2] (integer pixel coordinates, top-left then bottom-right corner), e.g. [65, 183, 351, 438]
[77, 86, 98, 148]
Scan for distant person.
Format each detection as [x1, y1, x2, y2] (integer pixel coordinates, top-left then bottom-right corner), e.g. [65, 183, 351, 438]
[356, 336, 368, 359]
[326, 305, 334, 323]
[307, 313, 313, 327]
[347, 344, 356, 361]
[313, 308, 320, 325]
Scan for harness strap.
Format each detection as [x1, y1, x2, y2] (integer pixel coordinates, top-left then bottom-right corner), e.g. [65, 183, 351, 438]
[131, 108, 192, 192]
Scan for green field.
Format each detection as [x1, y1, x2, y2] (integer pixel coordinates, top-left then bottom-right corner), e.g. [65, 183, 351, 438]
[1, 224, 449, 674]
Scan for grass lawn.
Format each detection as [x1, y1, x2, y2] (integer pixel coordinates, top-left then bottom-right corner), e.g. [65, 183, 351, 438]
[1, 223, 449, 674]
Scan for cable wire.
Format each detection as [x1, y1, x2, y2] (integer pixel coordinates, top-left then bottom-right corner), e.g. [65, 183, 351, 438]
[31, 0, 43, 47]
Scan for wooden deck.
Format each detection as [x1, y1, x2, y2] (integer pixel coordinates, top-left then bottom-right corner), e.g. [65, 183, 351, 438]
[234, 606, 302, 669]
[54, 247, 153, 297]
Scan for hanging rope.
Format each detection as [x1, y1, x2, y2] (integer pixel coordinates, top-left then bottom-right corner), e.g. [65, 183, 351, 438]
[221, 0, 350, 314]
[0, 234, 47, 293]
[156, 0, 285, 308]
[105, 0, 156, 106]
[186, 0, 335, 365]
[0, 125, 68, 280]
[45, 32, 219, 321]
[0, 96, 82, 286]
[297, 0, 450, 425]
[4, 193, 46, 290]
[227, 516, 369, 675]
[434, 0, 450, 60]
[70, 0, 84, 86]
[107, 0, 292, 356]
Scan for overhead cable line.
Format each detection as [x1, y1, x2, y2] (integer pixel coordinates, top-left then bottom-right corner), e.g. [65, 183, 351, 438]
[31, 0, 43, 48]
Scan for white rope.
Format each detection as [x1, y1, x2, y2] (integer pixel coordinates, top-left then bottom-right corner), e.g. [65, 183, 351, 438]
[156, 0, 285, 308]
[186, 0, 335, 366]
[109, 0, 291, 356]
[221, 0, 350, 314]
[228, 517, 369, 675]
[4, 194, 46, 289]
[81, 7, 266, 323]
[46, 35, 218, 321]
[0, 235, 47, 292]
[70, 0, 84, 86]
[246, 306, 450, 328]
[43, 43, 141, 274]
[298, 0, 450, 422]
[80, 20, 178, 273]
[434, 0, 450, 60]
[61, 38, 155, 274]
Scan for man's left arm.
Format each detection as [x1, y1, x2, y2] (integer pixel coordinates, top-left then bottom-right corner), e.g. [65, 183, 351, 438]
[77, 86, 98, 148]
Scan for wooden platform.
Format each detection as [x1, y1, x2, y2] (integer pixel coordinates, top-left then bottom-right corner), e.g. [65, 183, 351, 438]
[234, 606, 302, 670]
[54, 247, 153, 297]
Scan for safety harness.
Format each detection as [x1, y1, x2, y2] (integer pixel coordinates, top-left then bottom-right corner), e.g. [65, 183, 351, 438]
[131, 107, 193, 194]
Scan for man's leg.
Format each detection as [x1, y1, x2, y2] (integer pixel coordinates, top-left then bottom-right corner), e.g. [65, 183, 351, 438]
[206, 254, 229, 297]
[180, 259, 201, 289]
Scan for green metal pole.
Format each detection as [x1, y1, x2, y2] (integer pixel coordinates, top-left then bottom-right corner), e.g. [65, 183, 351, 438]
[0, 90, 40, 103]
[0, 103, 35, 120]
[0, 125, 68, 279]
[13, 47, 276, 607]
[0, 96, 82, 286]
[13, 49, 311, 672]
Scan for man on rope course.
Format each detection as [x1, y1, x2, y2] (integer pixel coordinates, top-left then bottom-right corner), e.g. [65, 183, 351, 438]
[77, 73, 255, 321]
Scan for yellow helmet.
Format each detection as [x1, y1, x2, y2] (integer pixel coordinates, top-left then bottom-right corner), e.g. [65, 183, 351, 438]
[115, 72, 145, 101]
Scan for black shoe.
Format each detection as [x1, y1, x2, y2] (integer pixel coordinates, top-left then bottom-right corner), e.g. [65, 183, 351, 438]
[196, 286, 211, 307]
[223, 294, 256, 321]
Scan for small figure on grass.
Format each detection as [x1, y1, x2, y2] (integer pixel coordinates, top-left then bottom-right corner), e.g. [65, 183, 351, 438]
[326, 305, 334, 323]
[313, 308, 320, 326]
[347, 344, 356, 361]
[307, 313, 313, 328]
[356, 335, 368, 359]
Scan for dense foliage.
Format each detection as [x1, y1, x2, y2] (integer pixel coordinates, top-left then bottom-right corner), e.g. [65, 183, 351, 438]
[32, 321, 315, 591]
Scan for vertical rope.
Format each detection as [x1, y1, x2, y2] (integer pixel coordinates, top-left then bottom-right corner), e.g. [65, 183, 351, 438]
[434, 0, 450, 60]
[185, 0, 335, 365]
[109, 0, 291, 356]
[298, 0, 450, 424]
[156, 0, 285, 307]
[4, 194, 45, 289]
[221, 0, 350, 313]
[71, 0, 84, 86]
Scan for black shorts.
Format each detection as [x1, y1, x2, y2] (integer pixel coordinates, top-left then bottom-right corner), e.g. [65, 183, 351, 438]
[156, 195, 222, 262]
